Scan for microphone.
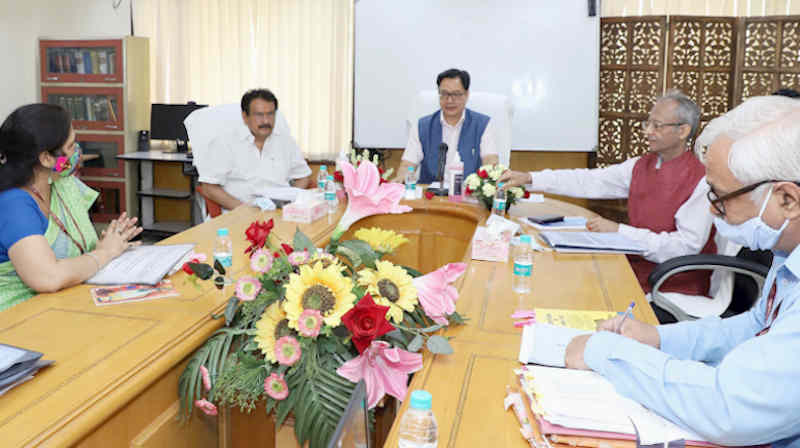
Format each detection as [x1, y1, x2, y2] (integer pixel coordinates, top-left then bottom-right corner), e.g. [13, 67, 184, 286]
[430, 143, 449, 196]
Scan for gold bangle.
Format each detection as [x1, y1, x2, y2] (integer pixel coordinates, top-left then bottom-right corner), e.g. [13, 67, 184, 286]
[86, 252, 102, 273]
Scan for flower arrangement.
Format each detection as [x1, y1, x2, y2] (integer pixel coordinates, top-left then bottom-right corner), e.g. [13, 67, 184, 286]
[464, 163, 529, 211]
[334, 148, 393, 184]
[179, 161, 467, 448]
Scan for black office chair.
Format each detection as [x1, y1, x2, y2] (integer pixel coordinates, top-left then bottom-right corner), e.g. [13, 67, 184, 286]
[647, 248, 771, 323]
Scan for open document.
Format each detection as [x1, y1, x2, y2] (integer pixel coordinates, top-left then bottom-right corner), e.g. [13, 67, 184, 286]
[86, 244, 194, 285]
[539, 231, 646, 255]
[0, 344, 53, 396]
[518, 365, 709, 445]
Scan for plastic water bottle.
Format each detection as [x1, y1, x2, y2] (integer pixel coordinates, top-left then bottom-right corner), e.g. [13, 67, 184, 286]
[325, 174, 338, 214]
[317, 165, 328, 190]
[397, 390, 438, 448]
[213, 228, 233, 269]
[492, 182, 507, 216]
[405, 166, 417, 200]
[512, 235, 534, 294]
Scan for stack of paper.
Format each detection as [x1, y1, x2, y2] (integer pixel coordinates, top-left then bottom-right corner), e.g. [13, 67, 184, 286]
[518, 366, 709, 445]
[539, 231, 646, 255]
[0, 344, 53, 396]
[87, 244, 194, 285]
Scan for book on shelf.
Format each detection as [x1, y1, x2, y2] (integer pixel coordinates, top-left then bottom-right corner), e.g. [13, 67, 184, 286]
[105, 97, 118, 122]
[90, 50, 99, 76]
[82, 50, 93, 74]
[108, 50, 116, 74]
[75, 49, 86, 74]
[97, 50, 108, 74]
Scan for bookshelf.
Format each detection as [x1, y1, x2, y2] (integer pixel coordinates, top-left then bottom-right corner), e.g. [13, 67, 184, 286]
[39, 37, 149, 222]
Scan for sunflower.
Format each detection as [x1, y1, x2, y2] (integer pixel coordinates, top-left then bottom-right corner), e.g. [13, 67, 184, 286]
[283, 262, 356, 329]
[254, 301, 292, 363]
[354, 227, 409, 253]
[357, 260, 417, 323]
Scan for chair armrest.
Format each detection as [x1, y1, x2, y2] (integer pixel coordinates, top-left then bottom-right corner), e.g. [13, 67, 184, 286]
[648, 254, 770, 288]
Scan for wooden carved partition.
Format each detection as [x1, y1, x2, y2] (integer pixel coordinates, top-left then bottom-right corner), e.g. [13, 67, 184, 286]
[597, 17, 667, 169]
[735, 16, 800, 102]
[667, 16, 737, 137]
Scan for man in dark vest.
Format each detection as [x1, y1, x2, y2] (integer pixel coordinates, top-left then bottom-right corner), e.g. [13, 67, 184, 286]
[395, 68, 499, 184]
[500, 90, 715, 298]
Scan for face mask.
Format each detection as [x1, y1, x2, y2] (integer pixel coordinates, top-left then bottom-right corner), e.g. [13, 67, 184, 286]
[713, 186, 789, 251]
[52, 143, 81, 177]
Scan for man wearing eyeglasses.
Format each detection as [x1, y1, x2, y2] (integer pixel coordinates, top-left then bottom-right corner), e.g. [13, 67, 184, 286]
[564, 95, 800, 447]
[499, 90, 715, 301]
[395, 68, 499, 184]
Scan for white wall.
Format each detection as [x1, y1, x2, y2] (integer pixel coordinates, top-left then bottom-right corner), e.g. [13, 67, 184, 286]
[0, 0, 131, 120]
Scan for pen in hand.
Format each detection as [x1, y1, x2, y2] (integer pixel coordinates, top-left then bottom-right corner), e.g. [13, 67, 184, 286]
[616, 301, 636, 333]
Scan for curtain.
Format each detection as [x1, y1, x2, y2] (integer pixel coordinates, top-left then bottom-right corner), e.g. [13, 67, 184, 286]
[602, 0, 800, 16]
[133, 0, 353, 161]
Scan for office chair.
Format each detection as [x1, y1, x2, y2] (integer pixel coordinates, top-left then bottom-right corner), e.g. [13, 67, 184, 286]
[648, 234, 771, 323]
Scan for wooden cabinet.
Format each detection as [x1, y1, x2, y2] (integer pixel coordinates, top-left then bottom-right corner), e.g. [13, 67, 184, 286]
[39, 37, 149, 222]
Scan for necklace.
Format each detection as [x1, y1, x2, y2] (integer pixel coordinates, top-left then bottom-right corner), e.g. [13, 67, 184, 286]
[29, 184, 88, 254]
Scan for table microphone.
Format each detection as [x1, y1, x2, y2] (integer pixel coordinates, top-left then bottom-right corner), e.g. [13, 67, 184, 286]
[430, 142, 449, 196]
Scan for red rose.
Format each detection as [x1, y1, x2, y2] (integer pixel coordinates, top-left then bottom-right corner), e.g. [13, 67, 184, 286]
[281, 243, 294, 255]
[333, 171, 344, 182]
[245, 219, 274, 254]
[341, 294, 395, 353]
[478, 169, 488, 179]
[182, 263, 194, 275]
[273, 251, 281, 258]
[181, 257, 202, 275]
[424, 191, 434, 200]
[523, 190, 531, 199]
[465, 186, 472, 195]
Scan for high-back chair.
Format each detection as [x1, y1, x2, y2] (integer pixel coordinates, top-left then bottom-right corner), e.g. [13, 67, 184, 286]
[184, 103, 292, 220]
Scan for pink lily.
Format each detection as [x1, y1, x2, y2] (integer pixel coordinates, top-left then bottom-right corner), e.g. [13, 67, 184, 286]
[194, 398, 218, 416]
[199, 365, 211, 391]
[412, 263, 467, 325]
[332, 161, 411, 241]
[336, 340, 423, 409]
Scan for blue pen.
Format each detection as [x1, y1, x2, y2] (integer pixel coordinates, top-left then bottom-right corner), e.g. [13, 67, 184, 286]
[617, 301, 636, 333]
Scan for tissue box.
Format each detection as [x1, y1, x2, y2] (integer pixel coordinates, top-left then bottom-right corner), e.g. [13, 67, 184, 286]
[282, 200, 328, 223]
[471, 226, 512, 262]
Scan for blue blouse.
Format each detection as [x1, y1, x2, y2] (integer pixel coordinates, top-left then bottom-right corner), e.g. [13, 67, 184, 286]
[0, 188, 48, 263]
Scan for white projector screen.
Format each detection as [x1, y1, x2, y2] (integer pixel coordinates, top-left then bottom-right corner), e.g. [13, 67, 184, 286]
[353, 0, 599, 152]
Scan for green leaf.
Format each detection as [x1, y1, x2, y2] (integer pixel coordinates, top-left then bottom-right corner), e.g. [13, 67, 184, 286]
[400, 265, 423, 278]
[336, 245, 361, 268]
[213, 258, 226, 275]
[339, 239, 378, 269]
[188, 262, 214, 280]
[293, 227, 317, 253]
[420, 323, 444, 333]
[448, 311, 469, 325]
[407, 334, 424, 352]
[224, 296, 239, 326]
[426, 335, 454, 354]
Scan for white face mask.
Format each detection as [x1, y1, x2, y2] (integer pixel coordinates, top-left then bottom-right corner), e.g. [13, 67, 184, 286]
[713, 186, 788, 251]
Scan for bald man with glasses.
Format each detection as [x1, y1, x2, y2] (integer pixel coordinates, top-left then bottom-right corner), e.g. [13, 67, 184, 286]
[395, 68, 499, 185]
[500, 90, 716, 303]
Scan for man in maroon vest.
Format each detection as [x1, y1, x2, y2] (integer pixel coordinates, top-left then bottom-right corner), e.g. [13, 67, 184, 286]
[500, 90, 715, 296]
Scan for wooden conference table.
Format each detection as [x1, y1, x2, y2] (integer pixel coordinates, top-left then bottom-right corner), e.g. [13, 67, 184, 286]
[0, 197, 656, 448]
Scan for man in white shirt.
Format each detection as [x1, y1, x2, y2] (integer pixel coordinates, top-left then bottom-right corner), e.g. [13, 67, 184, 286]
[198, 89, 312, 211]
[500, 90, 715, 298]
[394, 69, 499, 184]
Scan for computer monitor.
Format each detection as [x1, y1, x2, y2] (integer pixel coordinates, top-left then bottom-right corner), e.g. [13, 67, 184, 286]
[150, 103, 207, 152]
[327, 380, 370, 448]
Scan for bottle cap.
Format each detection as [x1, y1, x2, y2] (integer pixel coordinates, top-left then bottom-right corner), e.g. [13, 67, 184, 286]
[408, 390, 432, 410]
[217, 228, 229, 236]
[497, 182, 504, 188]
[320, 165, 327, 171]
[408, 166, 415, 172]
[327, 175, 334, 181]
[520, 234, 532, 244]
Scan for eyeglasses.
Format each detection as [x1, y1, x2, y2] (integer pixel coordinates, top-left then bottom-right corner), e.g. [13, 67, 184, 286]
[439, 90, 466, 100]
[640, 119, 685, 131]
[707, 179, 798, 216]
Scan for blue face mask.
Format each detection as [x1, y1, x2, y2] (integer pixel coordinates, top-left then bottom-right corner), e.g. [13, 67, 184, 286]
[713, 186, 788, 251]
